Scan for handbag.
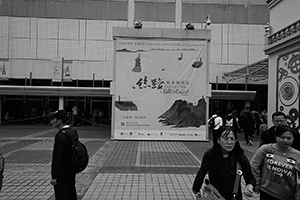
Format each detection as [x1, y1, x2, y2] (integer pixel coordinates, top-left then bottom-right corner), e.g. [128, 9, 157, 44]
[295, 170, 300, 200]
[202, 161, 242, 200]
[202, 183, 226, 200]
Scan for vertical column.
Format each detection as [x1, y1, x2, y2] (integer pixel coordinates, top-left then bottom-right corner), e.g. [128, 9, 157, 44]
[59, 97, 64, 110]
[128, 0, 135, 28]
[175, 0, 182, 29]
[0, 96, 2, 126]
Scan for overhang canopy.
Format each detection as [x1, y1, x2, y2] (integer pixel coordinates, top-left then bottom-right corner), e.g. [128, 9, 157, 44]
[222, 58, 268, 82]
[0, 85, 110, 97]
[211, 90, 256, 100]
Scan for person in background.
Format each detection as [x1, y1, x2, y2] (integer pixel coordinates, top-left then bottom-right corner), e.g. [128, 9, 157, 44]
[72, 104, 79, 126]
[259, 113, 268, 138]
[251, 125, 300, 200]
[252, 109, 261, 137]
[192, 126, 255, 200]
[208, 110, 223, 144]
[260, 111, 300, 151]
[48, 110, 77, 200]
[224, 108, 239, 132]
[240, 106, 255, 146]
[92, 107, 98, 125]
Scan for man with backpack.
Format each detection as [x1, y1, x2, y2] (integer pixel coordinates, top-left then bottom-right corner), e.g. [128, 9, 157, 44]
[208, 110, 223, 144]
[48, 110, 78, 200]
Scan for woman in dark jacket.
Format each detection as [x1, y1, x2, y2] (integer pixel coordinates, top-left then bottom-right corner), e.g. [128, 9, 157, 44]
[192, 126, 255, 200]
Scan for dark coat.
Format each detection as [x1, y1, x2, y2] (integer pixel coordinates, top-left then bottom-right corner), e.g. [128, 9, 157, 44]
[192, 149, 255, 200]
[51, 126, 78, 179]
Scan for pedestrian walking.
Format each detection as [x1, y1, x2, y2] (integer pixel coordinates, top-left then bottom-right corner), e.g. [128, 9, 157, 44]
[253, 109, 261, 137]
[240, 106, 255, 146]
[224, 108, 239, 133]
[192, 126, 255, 200]
[48, 110, 78, 200]
[208, 110, 223, 144]
[251, 125, 300, 200]
[72, 104, 79, 126]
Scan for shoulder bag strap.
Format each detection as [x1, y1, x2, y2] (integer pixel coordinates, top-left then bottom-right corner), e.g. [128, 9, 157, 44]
[232, 161, 242, 200]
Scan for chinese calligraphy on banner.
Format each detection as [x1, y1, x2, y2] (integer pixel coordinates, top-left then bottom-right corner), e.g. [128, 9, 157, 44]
[114, 39, 208, 140]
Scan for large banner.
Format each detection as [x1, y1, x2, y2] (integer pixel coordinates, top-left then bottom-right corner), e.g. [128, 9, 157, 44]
[114, 38, 208, 140]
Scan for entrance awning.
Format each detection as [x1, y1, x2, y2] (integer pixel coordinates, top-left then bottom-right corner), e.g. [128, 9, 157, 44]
[0, 85, 110, 97]
[211, 90, 256, 100]
[222, 58, 268, 82]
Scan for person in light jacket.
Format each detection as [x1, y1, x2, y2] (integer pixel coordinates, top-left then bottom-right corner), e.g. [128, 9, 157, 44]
[208, 110, 223, 144]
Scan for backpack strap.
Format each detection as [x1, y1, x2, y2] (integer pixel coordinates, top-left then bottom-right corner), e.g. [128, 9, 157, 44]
[61, 127, 78, 144]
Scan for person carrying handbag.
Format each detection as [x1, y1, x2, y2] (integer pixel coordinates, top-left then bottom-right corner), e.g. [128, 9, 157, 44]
[192, 126, 255, 200]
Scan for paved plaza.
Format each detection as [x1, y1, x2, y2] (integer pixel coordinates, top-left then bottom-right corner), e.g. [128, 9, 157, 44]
[0, 125, 259, 200]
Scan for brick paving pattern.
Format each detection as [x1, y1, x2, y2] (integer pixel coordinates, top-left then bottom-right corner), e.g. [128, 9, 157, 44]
[0, 125, 259, 200]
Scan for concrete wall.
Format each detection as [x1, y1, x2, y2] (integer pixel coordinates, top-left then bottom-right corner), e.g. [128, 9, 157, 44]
[0, 0, 269, 85]
[267, 0, 300, 127]
[270, 0, 300, 33]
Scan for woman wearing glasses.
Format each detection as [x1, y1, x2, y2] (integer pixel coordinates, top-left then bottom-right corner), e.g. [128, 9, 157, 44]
[192, 126, 255, 200]
[251, 125, 300, 200]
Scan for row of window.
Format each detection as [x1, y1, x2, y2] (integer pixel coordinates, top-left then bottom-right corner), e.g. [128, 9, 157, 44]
[0, 17, 266, 65]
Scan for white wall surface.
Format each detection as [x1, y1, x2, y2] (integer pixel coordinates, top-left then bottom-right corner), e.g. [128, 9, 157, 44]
[270, 0, 300, 33]
[0, 16, 267, 82]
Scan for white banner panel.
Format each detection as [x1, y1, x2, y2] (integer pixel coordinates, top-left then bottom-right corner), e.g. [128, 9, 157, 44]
[114, 39, 208, 140]
[52, 60, 62, 82]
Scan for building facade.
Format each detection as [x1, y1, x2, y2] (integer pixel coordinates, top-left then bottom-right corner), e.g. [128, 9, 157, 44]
[0, 0, 269, 125]
[264, 0, 300, 129]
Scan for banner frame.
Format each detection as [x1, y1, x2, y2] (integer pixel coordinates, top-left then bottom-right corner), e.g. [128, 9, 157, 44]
[111, 27, 211, 141]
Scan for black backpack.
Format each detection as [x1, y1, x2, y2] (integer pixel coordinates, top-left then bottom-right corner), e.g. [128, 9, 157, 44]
[62, 128, 89, 174]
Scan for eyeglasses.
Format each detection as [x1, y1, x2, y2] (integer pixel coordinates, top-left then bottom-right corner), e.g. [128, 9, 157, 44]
[221, 137, 237, 143]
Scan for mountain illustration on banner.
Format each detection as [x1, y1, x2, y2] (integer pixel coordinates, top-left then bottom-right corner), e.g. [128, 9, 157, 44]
[158, 98, 206, 128]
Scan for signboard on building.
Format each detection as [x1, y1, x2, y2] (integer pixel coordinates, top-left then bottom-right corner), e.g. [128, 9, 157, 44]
[52, 59, 73, 82]
[113, 30, 210, 141]
[52, 59, 62, 82]
[0, 59, 9, 80]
